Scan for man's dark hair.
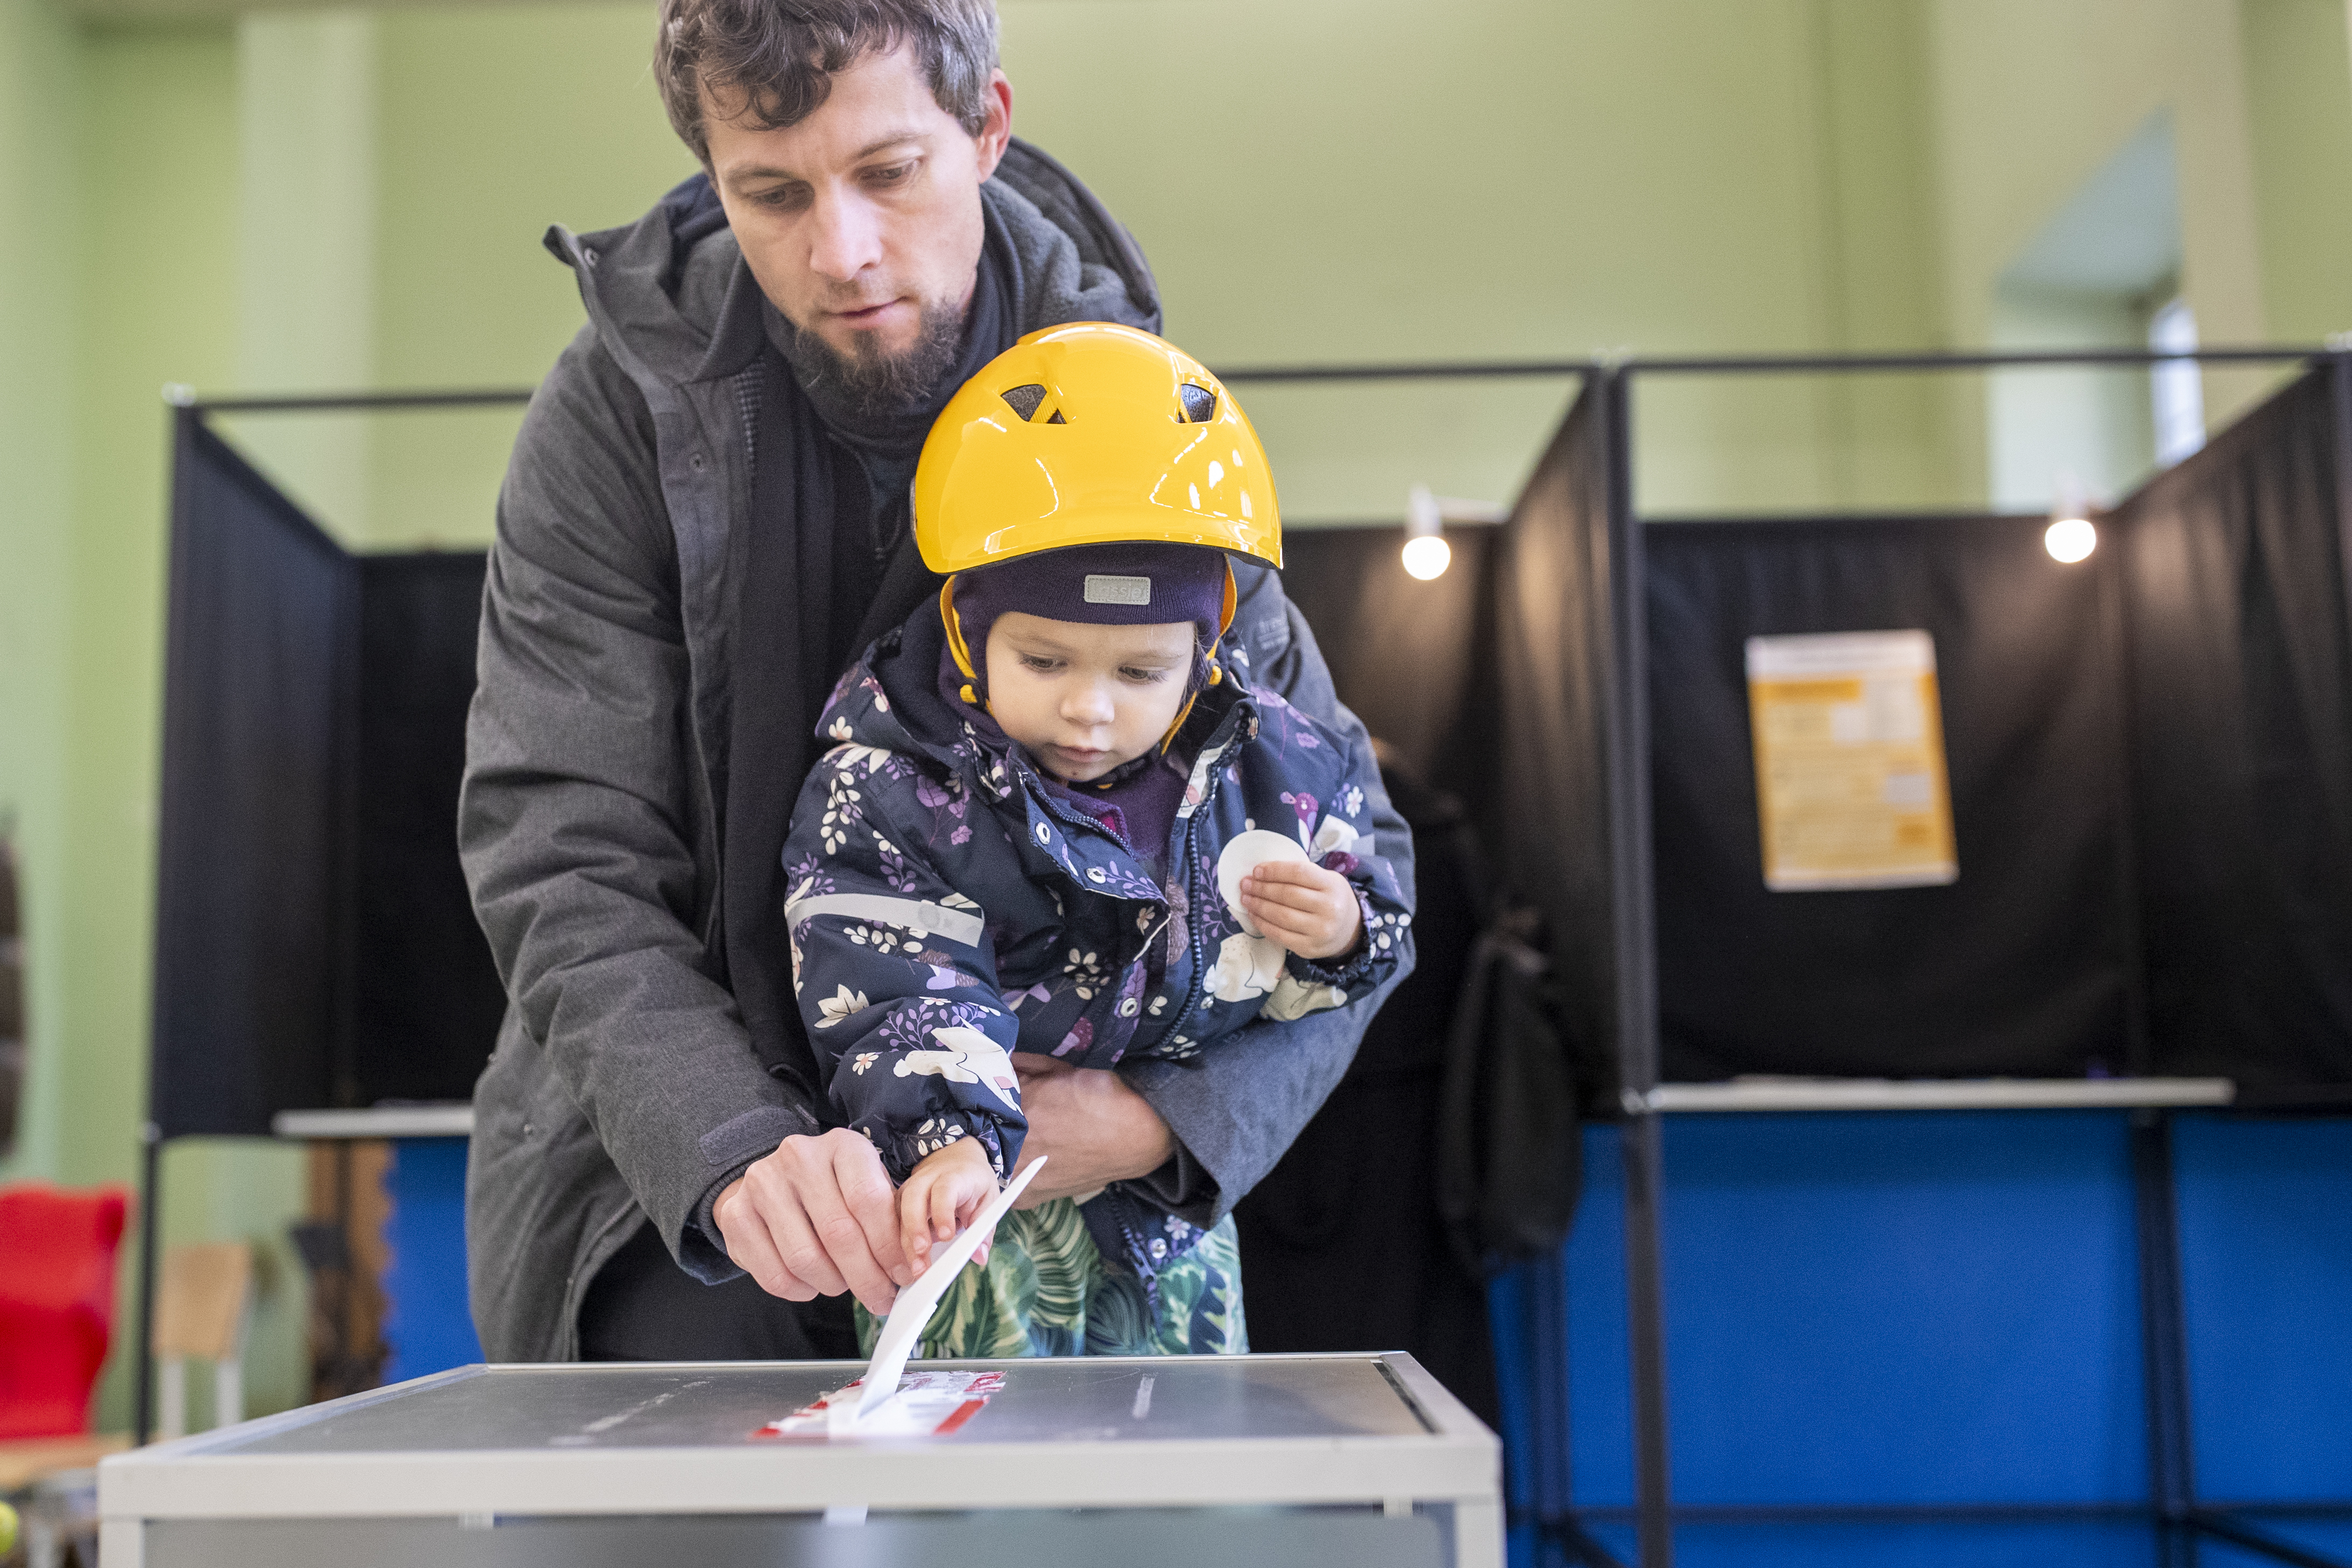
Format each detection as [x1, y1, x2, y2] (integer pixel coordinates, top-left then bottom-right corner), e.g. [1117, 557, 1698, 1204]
[657, 0, 1000, 166]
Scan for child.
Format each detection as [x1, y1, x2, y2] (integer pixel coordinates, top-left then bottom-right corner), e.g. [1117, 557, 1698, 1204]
[781, 323, 1412, 1358]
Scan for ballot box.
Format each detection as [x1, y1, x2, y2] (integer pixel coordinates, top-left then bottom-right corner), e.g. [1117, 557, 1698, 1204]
[97, 1353, 1501, 1567]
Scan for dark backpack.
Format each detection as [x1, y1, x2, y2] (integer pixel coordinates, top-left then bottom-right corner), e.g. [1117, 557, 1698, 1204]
[1436, 902, 1584, 1276]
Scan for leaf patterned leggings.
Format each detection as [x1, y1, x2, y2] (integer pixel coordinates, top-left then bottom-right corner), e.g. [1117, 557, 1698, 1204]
[853, 1198, 1248, 1358]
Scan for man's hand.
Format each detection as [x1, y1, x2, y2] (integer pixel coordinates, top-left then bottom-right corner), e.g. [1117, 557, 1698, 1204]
[713, 1128, 911, 1314]
[898, 1136, 999, 1274]
[1241, 860, 1363, 960]
[1009, 1054, 1178, 1207]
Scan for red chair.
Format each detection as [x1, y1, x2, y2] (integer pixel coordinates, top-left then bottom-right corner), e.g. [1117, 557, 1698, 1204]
[0, 1184, 131, 1438]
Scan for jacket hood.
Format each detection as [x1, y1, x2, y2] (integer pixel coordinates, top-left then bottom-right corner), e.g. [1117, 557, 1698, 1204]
[542, 139, 1162, 397]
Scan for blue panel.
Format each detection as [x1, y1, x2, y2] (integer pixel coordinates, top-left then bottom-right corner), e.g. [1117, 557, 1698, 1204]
[1657, 1113, 2147, 1505]
[1660, 1520, 2156, 1568]
[1577, 1518, 1637, 1563]
[2177, 1116, 2352, 1503]
[381, 1138, 482, 1383]
[2197, 1515, 2352, 1566]
[1510, 1517, 2164, 1568]
[1488, 1109, 2352, 1564]
[1565, 1124, 1633, 1504]
[1489, 1267, 1544, 1514]
[1499, 1115, 2152, 1515]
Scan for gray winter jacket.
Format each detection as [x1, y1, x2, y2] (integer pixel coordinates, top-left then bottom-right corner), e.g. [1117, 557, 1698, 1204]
[459, 143, 1413, 1361]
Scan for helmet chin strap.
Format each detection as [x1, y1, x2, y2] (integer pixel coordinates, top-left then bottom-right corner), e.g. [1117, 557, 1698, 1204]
[940, 579, 989, 713]
[1156, 562, 1238, 755]
[941, 562, 1240, 764]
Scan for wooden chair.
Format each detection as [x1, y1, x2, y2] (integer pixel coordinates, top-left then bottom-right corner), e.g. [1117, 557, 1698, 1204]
[150, 1242, 252, 1438]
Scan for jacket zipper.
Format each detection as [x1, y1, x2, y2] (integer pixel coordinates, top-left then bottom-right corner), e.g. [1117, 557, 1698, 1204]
[1155, 814, 1207, 1050]
[1149, 756, 1237, 1052]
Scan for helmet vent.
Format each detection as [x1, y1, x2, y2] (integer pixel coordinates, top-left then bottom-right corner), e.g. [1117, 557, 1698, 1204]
[1001, 384, 1049, 421]
[1178, 384, 1217, 424]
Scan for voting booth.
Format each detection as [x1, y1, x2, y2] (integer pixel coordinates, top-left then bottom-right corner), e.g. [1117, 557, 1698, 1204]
[1248, 355, 2352, 1567]
[1463, 356, 2352, 1568]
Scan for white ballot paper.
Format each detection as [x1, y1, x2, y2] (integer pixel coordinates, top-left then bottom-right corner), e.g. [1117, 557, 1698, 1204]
[824, 1154, 1047, 1436]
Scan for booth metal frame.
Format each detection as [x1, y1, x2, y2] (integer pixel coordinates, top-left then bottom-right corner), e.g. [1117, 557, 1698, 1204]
[145, 346, 2352, 1568]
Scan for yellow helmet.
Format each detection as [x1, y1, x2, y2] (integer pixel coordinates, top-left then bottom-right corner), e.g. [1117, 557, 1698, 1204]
[914, 322, 1283, 575]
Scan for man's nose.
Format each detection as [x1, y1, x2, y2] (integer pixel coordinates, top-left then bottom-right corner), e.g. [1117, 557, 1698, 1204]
[806, 188, 884, 284]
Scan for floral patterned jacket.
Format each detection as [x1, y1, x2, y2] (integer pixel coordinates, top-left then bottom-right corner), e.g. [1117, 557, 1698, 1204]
[781, 606, 1412, 1283]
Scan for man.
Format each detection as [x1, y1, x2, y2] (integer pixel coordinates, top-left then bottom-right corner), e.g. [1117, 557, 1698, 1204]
[460, 0, 1414, 1361]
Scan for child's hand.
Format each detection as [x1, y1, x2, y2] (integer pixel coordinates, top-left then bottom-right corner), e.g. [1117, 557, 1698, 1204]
[898, 1136, 1000, 1277]
[1240, 859, 1364, 961]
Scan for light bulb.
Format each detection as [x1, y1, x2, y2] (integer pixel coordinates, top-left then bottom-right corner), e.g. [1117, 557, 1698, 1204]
[2045, 517, 2096, 563]
[1401, 534, 1451, 580]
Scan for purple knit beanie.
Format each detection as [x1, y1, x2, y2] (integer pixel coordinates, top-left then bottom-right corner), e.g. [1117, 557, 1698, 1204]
[948, 542, 1230, 694]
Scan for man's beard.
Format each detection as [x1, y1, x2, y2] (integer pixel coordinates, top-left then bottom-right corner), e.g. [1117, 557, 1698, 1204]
[786, 296, 967, 420]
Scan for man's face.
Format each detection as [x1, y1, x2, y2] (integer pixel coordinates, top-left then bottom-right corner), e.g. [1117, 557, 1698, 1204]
[705, 48, 1013, 385]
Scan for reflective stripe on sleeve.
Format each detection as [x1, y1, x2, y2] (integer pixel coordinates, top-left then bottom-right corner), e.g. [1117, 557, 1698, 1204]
[783, 892, 987, 949]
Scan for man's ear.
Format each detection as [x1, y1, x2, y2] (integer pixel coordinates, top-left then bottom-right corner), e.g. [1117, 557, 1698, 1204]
[972, 69, 1014, 181]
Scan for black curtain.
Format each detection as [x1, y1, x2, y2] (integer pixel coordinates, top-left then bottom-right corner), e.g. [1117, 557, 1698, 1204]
[2117, 369, 2352, 1092]
[1280, 526, 1496, 803]
[1252, 388, 1625, 1408]
[1638, 369, 2352, 1093]
[1480, 389, 1625, 1107]
[151, 419, 357, 1136]
[152, 419, 504, 1136]
[1645, 515, 2133, 1081]
[353, 554, 507, 1106]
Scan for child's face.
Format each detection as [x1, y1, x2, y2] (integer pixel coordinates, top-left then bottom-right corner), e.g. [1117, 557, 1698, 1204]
[984, 612, 1196, 783]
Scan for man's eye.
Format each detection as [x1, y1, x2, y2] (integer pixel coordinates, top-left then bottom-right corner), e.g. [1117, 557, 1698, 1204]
[867, 161, 915, 186]
[752, 186, 809, 212]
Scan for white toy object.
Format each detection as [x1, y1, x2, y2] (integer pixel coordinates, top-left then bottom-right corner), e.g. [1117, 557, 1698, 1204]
[1216, 829, 1309, 938]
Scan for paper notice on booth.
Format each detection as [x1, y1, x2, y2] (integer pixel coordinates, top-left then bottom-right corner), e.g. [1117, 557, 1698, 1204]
[1746, 630, 1956, 891]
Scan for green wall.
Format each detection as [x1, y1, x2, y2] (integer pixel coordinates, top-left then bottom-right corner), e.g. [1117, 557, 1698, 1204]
[338, 0, 1955, 540]
[1923, 0, 2352, 451]
[4, 0, 2351, 1436]
[0, 0, 79, 1194]
[366, 4, 698, 549]
[2240, 0, 2352, 343]
[1003, 0, 1950, 517]
[0, 0, 81, 1283]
